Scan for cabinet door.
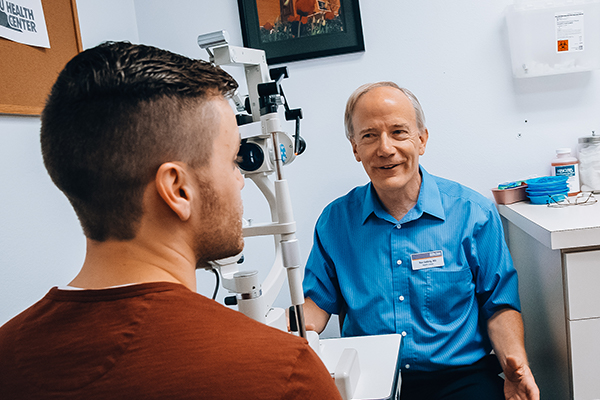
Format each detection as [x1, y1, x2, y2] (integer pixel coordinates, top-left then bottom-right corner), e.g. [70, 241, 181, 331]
[564, 250, 600, 320]
[569, 319, 600, 400]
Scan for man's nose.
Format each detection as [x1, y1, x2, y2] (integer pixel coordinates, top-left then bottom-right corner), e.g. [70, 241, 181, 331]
[376, 133, 395, 157]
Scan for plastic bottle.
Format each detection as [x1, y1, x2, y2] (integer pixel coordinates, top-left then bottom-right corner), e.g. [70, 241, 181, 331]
[551, 148, 581, 196]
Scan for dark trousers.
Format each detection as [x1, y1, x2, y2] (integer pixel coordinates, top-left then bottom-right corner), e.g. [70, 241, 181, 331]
[400, 355, 505, 400]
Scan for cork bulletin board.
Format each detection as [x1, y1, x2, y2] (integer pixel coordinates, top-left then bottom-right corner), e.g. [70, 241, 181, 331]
[0, 0, 82, 116]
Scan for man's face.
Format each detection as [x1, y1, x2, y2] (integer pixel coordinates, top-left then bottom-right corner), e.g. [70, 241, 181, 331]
[351, 87, 428, 197]
[192, 98, 245, 264]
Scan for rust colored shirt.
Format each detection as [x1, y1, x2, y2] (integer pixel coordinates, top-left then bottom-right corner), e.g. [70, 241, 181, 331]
[0, 282, 340, 399]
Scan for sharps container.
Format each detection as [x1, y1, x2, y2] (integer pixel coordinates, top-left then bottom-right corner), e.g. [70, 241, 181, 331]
[551, 148, 580, 196]
[578, 136, 600, 192]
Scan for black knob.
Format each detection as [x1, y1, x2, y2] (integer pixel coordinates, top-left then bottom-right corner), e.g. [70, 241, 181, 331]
[224, 296, 238, 306]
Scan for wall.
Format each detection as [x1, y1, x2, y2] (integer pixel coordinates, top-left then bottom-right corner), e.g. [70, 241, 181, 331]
[1, 0, 599, 330]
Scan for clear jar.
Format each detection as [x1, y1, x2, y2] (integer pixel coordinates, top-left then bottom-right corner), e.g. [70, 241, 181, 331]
[578, 136, 600, 193]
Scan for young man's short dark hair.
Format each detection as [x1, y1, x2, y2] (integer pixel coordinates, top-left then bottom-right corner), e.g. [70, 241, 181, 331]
[41, 41, 238, 241]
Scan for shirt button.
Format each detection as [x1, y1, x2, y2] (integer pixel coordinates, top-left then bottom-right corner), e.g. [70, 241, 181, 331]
[396, 260, 402, 265]
[405, 364, 410, 369]
[399, 296, 405, 301]
[396, 224, 402, 229]
[401, 331, 407, 337]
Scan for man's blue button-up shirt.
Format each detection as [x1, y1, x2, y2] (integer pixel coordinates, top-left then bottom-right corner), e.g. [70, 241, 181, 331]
[303, 166, 520, 372]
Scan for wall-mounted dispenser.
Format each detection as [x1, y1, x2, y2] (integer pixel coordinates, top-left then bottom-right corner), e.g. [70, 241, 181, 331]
[507, 0, 600, 78]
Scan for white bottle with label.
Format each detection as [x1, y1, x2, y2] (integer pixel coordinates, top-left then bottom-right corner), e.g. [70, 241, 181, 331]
[551, 148, 581, 196]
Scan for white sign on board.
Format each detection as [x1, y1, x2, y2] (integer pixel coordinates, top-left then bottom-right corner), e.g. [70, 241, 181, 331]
[0, 0, 50, 48]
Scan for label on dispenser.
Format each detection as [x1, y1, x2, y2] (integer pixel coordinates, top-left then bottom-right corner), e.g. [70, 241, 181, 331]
[555, 164, 576, 177]
[553, 164, 580, 195]
[556, 11, 585, 53]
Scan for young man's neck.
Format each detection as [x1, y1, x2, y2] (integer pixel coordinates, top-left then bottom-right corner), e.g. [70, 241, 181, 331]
[68, 238, 197, 291]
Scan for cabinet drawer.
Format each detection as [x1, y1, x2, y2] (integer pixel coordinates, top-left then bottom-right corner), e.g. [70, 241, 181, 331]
[565, 250, 600, 320]
[569, 319, 600, 400]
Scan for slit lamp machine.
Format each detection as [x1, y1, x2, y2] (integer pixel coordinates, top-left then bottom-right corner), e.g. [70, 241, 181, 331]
[198, 30, 401, 400]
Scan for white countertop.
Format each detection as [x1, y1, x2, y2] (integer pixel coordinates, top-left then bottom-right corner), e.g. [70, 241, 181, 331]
[498, 200, 600, 250]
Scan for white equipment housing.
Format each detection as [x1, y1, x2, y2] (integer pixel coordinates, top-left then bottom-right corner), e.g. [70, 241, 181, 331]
[199, 30, 401, 400]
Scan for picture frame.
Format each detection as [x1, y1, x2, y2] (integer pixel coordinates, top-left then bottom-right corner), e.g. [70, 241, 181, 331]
[238, 0, 365, 65]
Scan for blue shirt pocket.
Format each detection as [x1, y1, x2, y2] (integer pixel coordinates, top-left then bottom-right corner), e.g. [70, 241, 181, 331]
[423, 268, 475, 328]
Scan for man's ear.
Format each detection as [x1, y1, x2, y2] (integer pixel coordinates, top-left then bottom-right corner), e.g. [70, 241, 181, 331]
[419, 129, 429, 156]
[155, 162, 193, 221]
[351, 140, 362, 162]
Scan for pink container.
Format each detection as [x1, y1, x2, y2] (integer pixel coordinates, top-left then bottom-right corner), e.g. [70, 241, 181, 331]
[491, 184, 528, 205]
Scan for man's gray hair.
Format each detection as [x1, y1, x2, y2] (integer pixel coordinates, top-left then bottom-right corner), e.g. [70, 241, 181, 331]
[344, 82, 427, 141]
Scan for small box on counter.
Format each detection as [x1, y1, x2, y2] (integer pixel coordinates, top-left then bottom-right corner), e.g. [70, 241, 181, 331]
[492, 184, 528, 205]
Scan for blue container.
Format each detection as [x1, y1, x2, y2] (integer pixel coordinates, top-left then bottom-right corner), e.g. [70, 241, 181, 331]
[526, 186, 569, 196]
[526, 183, 568, 192]
[525, 176, 570, 204]
[528, 193, 568, 205]
[526, 176, 569, 189]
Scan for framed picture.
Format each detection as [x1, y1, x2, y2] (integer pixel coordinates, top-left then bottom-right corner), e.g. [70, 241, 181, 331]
[238, 0, 365, 65]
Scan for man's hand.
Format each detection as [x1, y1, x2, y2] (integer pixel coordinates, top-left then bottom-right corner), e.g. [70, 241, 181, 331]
[487, 309, 540, 400]
[300, 297, 331, 334]
[285, 300, 328, 333]
[503, 356, 539, 400]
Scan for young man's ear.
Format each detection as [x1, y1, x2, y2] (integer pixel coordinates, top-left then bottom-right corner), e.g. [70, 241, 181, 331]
[154, 162, 193, 221]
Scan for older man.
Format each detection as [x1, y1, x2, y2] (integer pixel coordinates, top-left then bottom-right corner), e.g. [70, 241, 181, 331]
[0, 42, 341, 400]
[302, 82, 539, 400]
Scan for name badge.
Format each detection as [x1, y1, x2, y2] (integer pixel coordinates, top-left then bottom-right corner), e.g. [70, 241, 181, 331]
[410, 250, 445, 270]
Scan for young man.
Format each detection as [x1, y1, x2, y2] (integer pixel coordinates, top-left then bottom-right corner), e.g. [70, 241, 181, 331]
[302, 82, 539, 400]
[0, 42, 341, 400]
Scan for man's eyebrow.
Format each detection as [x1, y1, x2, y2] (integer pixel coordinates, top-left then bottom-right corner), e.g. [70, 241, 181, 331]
[358, 126, 376, 134]
[358, 122, 410, 133]
[390, 123, 411, 129]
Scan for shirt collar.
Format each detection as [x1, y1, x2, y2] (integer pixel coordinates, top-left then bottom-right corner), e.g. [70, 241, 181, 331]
[414, 166, 446, 222]
[361, 165, 446, 224]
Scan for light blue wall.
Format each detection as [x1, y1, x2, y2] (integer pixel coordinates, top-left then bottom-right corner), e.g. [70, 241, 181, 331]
[76, 0, 139, 48]
[2, 0, 600, 329]
[0, 116, 84, 322]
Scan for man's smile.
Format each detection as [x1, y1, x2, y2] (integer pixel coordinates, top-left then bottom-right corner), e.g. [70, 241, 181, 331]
[379, 163, 400, 170]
